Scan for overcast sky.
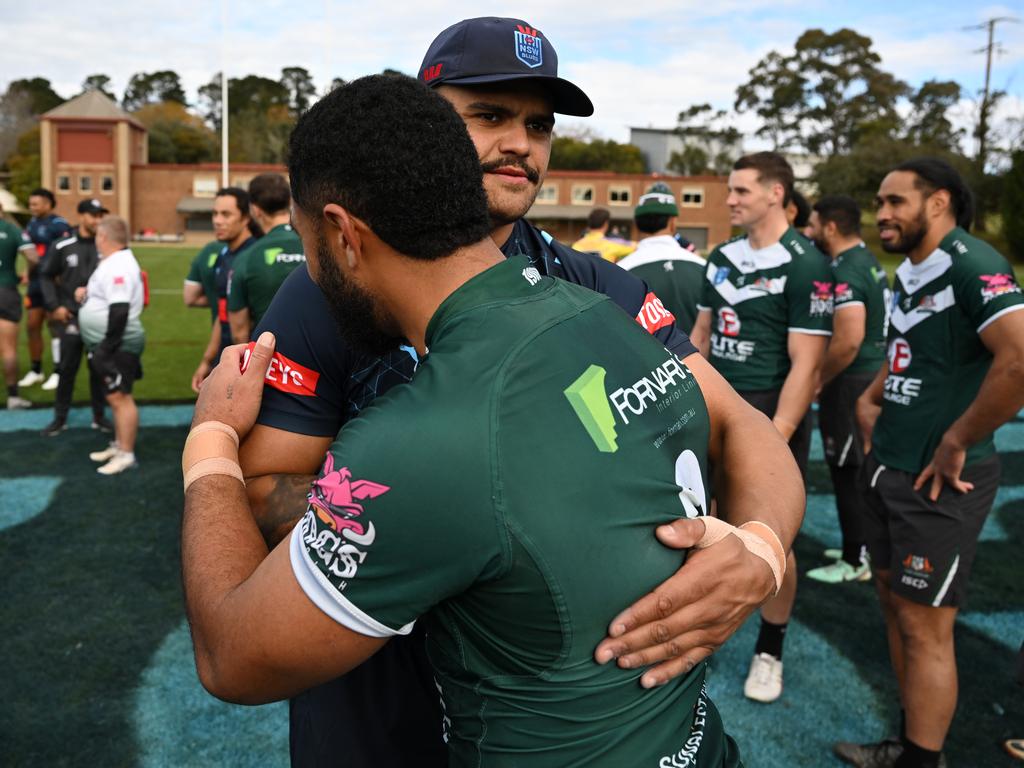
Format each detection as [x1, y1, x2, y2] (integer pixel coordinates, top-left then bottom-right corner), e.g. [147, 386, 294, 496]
[3, 1, 1022, 149]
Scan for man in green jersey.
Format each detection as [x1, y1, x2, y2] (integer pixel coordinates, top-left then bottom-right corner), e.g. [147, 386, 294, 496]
[691, 151, 834, 703]
[835, 159, 1024, 768]
[227, 173, 305, 343]
[618, 184, 707, 332]
[187, 188, 258, 392]
[804, 194, 889, 584]
[182, 74, 806, 766]
[0, 203, 31, 409]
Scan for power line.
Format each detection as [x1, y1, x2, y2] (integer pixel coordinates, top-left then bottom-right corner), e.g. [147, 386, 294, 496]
[964, 16, 1018, 167]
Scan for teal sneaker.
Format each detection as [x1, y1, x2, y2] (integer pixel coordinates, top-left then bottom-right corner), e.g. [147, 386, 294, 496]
[807, 559, 871, 584]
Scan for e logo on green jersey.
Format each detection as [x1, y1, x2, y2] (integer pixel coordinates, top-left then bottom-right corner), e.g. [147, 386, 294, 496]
[564, 365, 618, 453]
[264, 247, 283, 265]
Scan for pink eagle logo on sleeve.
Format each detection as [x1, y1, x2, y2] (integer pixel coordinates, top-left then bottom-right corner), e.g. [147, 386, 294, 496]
[308, 453, 390, 538]
[812, 280, 834, 299]
[979, 273, 1021, 304]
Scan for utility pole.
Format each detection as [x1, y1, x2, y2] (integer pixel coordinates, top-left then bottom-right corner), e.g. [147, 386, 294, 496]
[966, 16, 1017, 172]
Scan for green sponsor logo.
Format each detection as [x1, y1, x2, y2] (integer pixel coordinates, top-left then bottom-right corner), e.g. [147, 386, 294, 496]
[206, 252, 218, 268]
[564, 365, 618, 453]
[264, 247, 283, 265]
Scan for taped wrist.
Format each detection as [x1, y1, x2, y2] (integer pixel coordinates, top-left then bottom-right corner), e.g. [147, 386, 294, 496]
[182, 421, 243, 492]
[694, 517, 786, 595]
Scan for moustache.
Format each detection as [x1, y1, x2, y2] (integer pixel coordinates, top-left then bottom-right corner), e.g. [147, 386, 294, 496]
[479, 157, 540, 185]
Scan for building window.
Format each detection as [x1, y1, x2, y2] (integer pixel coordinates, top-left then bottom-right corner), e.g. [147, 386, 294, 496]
[101, 176, 114, 193]
[608, 185, 631, 205]
[571, 184, 594, 205]
[681, 186, 704, 208]
[79, 176, 93, 193]
[193, 177, 218, 198]
[536, 183, 558, 204]
[57, 175, 71, 193]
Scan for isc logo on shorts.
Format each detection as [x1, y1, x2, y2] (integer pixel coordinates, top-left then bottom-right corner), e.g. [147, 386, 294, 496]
[242, 343, 320, 396]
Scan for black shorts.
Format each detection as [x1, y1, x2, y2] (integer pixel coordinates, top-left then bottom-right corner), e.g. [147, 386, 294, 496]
[739, 388, 812, 480]
[25, 277, 45, 310]
[861, 452, 999, 607]
[90, 347, 142, 394]
[0, 286, 22, 323]
[818, 371, 876, 468]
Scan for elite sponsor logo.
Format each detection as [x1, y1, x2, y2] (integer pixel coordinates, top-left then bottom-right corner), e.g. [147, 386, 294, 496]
[716, 307, 740, 337]
[301, 454, 390, 582]
[514, 24, 543, 68]
[263, 247, 305, 265]
[242, 343, 321, 396]
[979, 273, 1021, 304]
[635, 292, 676, 334]
[564, 354, 693, 451]
[809, 280, 834, 317]
[884, 337, 921, 405]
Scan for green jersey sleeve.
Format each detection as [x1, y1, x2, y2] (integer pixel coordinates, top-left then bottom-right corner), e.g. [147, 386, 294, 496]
[832, 259, 868, 309]
[185, 252, 204, 284]
[226, 251, 249, 312]
[949, 234, 1024, 333]
[696, 249, 717, 311]
[784, 250, 834, 335]
[289, 402, 504, 637]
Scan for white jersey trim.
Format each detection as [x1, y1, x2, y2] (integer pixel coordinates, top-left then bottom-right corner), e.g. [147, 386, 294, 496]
[707, 262, 789, 305]
[835, 301, 865, 310]
[289, 522, 415, 638]
[895, 249, 952, 293]
[719, 238, 793, 273]
[55, 235, 78, 250]
[617, 236, 706, 271]
[787, 327, 832, 336]
[890, 285, 956, 334]
[977, 302, 1024, 333]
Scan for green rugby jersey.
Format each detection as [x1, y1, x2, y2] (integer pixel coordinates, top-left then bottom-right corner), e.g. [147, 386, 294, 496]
[832, 243, 889, 375]
[227, 224, 304, 325]
[617, 235, 707, 333]
[291, 256, 739, 767]
[873, 227, 1024, 474]
[0, 219, 24, 288]
[698, 228, 833, 391]
[185, 240, 222, 314]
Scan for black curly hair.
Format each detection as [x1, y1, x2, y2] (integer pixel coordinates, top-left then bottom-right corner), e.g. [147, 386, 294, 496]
[288, 74, 492, 260]
[895, 157, 974, 231]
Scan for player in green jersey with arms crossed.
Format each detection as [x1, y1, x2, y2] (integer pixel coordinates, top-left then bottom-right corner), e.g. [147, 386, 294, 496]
[835, 159, 1024, 768]
[227, 174, 305, 344]
[181, 74, 806, 766]
[804, 194, 890, 583]
[691, 151, 834, 703]
[0, 202, 32, 409]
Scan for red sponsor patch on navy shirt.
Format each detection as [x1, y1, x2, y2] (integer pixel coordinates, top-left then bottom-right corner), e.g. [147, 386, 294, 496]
[635, 292, 676, 333]
[242, 343, 320, 397]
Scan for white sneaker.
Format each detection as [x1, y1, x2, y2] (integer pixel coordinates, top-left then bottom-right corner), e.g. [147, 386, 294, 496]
[6, 395, 31, 410]
[17, 370, 44, 387]
[89, 443, 120, 462]
[744, 652, 783, 703]
[97, 451, 137, 475]
[41, 373, 59, 391]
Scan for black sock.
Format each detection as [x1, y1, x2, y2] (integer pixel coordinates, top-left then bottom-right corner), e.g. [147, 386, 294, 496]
[31, 360, 41, 374]
[895, 737, 940, 768]
[6, 385, 16, 397]
[754, 619, 787, 660]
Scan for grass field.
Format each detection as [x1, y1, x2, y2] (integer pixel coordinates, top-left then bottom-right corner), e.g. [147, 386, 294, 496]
[0, 406, 1021, 766]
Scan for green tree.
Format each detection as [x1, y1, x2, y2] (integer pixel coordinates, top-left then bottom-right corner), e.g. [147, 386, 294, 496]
[549, 136, 645, 173]
[134, 102, 218, 164]
[81, 74, 115, 100]
[1003, 150, 1024, 261]
[1, 79, 61, 168]
[673, 103, 742, 174]
[123, 70, 187, 111]
[4, 78, 63, 114]
[734, 51, 806, 150]
[667, 145, 709, 175]
[280, 67, 316, 115]
[7, 126, 41, 203]
[904, 80, 963, 151]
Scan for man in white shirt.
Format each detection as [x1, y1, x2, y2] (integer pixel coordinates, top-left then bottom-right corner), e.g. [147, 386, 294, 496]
[77, 216, 146, 475]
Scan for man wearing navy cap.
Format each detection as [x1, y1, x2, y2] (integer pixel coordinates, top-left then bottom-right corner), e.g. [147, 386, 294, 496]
[242, 18, 798, 767]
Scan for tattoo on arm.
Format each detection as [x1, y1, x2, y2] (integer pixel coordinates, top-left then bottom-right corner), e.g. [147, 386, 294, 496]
[248, 473, 316, 548]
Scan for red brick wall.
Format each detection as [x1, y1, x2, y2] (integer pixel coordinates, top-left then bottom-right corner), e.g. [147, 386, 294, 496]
[56, 124, 114, 164]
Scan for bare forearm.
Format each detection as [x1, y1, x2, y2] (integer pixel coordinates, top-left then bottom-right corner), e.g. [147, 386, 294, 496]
[246, 473, 315, 547]
[201, 322, 221, 364]
[716, 404, 804, 550]
[946, 354, 1024, 449]
[820, 344, 858, 386]
[690, 311, 711, 358]
[773, 360, 819, 438]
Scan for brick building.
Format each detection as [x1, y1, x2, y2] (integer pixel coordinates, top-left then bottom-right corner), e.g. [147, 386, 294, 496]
[39, 92, 731, 250]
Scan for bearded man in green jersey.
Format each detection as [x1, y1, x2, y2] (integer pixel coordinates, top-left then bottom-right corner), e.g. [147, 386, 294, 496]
[804, 194, 889, 584]
[834, 159, 1024, 768]
[691, 151, 833, 703]
[181, 74, 806, 766]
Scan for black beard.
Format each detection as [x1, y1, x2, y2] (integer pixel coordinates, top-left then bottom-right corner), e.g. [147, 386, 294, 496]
[881, 209, 928, 255]
[313, 237, 404, 358]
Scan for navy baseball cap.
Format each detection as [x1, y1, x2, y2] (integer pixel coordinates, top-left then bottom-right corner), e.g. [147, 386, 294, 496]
[418, 17, 594, 117]
[77, 198, 108, 214]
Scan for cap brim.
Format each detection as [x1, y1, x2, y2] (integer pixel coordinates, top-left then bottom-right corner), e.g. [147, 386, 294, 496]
[438, 73, 594, 117]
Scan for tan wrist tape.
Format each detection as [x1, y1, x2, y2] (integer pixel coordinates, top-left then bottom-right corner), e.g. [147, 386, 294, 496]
[738, 521, 788, 575]
[182, 421, 241, 492]
[184, 457, 245, 493]
[694, 517, 785, 595]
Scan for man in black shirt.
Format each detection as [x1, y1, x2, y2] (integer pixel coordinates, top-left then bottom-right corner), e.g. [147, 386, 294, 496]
[38, 199, 110, 436]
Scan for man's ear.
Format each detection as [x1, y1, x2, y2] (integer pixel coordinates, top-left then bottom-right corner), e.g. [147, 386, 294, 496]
[928, 189, 952, 222]
[323, 203, 364, 268]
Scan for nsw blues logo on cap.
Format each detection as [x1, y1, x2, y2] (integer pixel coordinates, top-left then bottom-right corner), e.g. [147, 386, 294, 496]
[514, 24, 543, 68]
